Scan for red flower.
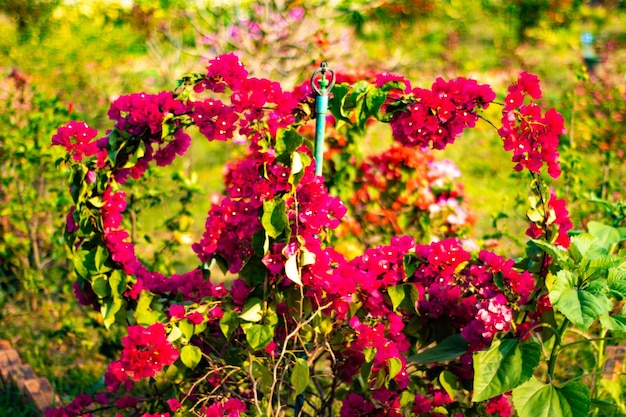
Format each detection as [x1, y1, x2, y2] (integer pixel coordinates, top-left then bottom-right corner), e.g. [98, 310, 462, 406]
[105, 323, 179, 391]
[485, 394, 513, 417]
[52, 121, 100, 161]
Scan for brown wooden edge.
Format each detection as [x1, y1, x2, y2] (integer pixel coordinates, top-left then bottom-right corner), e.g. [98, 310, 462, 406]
[0, 339, 60, 415]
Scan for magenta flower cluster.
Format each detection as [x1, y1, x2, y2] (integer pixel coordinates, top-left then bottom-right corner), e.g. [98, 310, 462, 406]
[499, 72, 565, 178]
[390, 77, 496, 150]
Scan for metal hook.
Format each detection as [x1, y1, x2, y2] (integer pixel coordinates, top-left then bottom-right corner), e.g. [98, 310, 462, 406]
[310, 61, 335, 96]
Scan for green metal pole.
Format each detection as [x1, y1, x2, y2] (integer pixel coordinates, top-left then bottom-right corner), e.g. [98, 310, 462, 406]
[311, 62, 335, 177]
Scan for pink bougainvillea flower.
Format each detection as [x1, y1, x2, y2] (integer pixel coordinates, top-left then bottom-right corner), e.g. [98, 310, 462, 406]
[485, 394, 514, 417]
[104, 323, 179, 391]
[52, 121, 100, 161]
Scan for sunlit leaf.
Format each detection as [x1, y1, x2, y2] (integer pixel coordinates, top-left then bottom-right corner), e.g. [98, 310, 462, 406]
[587, 221, 622, 248]
[472, 338, 540, 402]
[550, 270, 613, 330]
[181, 345, 202, 370]
[512, 378, 590, 417]
[240, 297, 264, 322]
[262, 198, 289, 239]
[291, 357, 310, 396]
[285, 254, 302, 286]
[242, 323, 274, 350]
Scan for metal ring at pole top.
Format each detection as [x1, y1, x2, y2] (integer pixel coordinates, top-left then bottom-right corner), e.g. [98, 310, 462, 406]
[311, 61, 335, 96]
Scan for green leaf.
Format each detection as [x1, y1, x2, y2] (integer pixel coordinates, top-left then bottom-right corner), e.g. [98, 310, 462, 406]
[291, 151, 303, 175]
[179, 320, 194, 340]
[220, 310, 239, 339]
[262, 198, 289, 239]
[289, 151, 311, 186]
[251, 359, 273, 395]
[240, 256, 268, 286]
[387, 357, 402, 380]
[599, 314, 626, 332]
[588, 221, 622, 248]
[530, 239, 570, 267]
[242, 323, 274, 350]
[440, 370, 460, 400]
[586, 255, 622, 279]
[94, 246, 111, 273]
[167, 326, 182, 343]
[607, 267, 626, 299]
[109, 270, 125, 297]
[91, 275, 110, 298]
[569, 234, 599, 263]
[328, 84, 351, 122]
[73, 249, 95, 279]
[550, 270, 613, 330]
[101, 297, 123, 330]
[387, 284, 405, 312]
[134, 290, 165, 326]
[364, 347, 377, 363]
[512, 378, 590, 417]
[275, 128, 303, 164]
[379, 79, 407, 92]
[520, 342, 542, 382]
[409, 333, 468, 364]
[180, 345, 202, 370]
[472, 339, 540, 402]
[365, 88, 388, 119]
[239, 297, 264, 322]
[251, 230, 269, 257]
[291, 357, 310, 396]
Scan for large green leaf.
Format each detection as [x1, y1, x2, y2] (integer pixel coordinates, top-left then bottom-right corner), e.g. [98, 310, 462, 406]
[569, 234, 598, 263]
[180, 345, 202, 370]
[530, 239, 570, 267]
[327, 84, 351, 122]
[73, 249, 96, 278]
[291, 357, 310, 396]
[409, 334, 467, 364]
[599, 314, 626, 333]
[387, 357, 402, 380]
[587, 221, 622, 248]
[239, 255, 268, 286]
[251, 358, 273, 396]
[101, 297, 123, 330]
[585, 255, 622, 280]
[607, 267, 626, 299]
[275, 128, 303, 164]
[365, 88, 388, 120]
[239, 297, 264, 322]
[219, 310, 239, 339]
[242, 323, 274, 350]
[387, 284, 406, 312]
[262, 198, 289, 239]
[472, 339, 541, 402]
[549, 270, 613, 331]
[512, 378, 590, 417]
[134, 290, 165, 326]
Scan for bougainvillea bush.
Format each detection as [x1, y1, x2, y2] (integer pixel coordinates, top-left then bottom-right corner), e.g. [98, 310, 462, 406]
[49, 53, 626, 417]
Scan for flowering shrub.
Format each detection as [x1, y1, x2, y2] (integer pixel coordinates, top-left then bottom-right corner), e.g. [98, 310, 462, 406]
[49, 54, 626, 416]
[0, 71, 72, 305]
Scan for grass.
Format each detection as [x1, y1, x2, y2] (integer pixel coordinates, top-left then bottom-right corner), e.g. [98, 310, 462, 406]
[0, 382, 41, 417]
[0, 296, 111, 407]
